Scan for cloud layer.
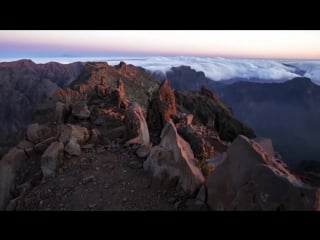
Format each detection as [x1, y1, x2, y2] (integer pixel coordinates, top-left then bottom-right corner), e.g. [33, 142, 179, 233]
[106, 56, 320, 82]
[3, 56, 320, 83]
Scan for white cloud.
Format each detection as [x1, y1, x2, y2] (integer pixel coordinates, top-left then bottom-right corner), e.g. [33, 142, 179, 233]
[6, 56, 320, 83]
[106, 56, 302, 81]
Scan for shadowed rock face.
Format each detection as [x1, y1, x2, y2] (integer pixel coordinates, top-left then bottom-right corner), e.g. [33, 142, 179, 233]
[0, 59, 84, 146]
[174, 88, 255, 142]
[0, 147, 28, 209]
[205, 135, 320, 211]
[147, 80, 177, 144]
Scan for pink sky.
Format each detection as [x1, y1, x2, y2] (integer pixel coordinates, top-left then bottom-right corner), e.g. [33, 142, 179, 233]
[1, 30, 320, 59]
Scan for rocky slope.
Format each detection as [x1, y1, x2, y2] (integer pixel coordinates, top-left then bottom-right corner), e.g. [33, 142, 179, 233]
[1, 61, 318, 211]
[159, 66, 320, 169]
[0, 59, 84, 155]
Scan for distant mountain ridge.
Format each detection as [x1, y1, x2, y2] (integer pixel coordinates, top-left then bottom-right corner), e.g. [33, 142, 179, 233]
[160, 65, 320, 168]
[0, 59, 84, 148]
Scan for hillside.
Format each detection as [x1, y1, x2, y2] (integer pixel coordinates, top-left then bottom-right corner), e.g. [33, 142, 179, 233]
[0, 59, 84, 155]
[1, 61, 319, 211]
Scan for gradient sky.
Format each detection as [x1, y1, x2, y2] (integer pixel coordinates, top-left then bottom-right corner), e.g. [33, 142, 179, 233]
[1, 30, 320, 59]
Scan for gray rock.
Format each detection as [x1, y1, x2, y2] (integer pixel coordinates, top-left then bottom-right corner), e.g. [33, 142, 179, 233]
[0, 147, 27, 210]
[253, 137, 274, 157]
[17, 140, 34, 151]
[59, 124, 89, 146]
[26, 123, 53, 144]
[59, 124, 89, 156]
[41, 141, 64, 178]
[34, 137, 56, 153]
[196, 184, 207, 202]
[144, 120, 205, 194]
[125, 102, 150, 147]
[136, 144, 151, 158]
[64, 137, 81, 156]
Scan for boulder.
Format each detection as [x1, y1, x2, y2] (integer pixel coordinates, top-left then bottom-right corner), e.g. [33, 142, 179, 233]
[0, 147, 27, 210]
[17, 140, 34, 155]
[41, 141, 64, 178]
[26, 123, 53, 144]
[64, 137, 81, 156]
[125, 102, 150, 146]
[72, 101, 90, 119]
[144, 120, 205, 194]
[34, 137, 56, 153]
[59, 124, 89, 145]
[59, 124, 89, 156]
[206, 135, 320, 210]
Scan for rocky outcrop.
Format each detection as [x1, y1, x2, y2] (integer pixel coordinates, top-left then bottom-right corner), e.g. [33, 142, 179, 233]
[117, 78, 129, 109]
[174, 89, 255, 142]
[125, 102, 150, 146]
[147, 80, 177, 144]
[41, 141, 64, 178]
[17, 140, 34, 155]
[59, 124, 89, 156]
[144, 120, 205, 194]
[205, 135, 320, 210]
[59, 124, 89, 145]
[26, 123, 53, 144]
[178, 125, 214, 160]
[71, 101, 90, 119]
[0, 147, 28, 209]
[34, 137, 56, 153]
[0, 60, 84, 144]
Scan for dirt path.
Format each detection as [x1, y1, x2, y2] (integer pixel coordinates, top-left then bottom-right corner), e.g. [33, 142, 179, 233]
[16, 145, 193, 211]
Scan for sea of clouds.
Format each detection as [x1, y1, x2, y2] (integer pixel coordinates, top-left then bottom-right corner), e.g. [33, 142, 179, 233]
[2, 56, 320, 83]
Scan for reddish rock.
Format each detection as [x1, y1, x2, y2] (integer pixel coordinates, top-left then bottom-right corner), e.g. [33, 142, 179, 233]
[117, 78, 129, 109]
[147, 80, 177, 144]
